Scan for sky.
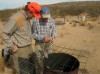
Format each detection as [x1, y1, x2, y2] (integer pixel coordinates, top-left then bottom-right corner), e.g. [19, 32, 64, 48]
[0, 0, 99, 10]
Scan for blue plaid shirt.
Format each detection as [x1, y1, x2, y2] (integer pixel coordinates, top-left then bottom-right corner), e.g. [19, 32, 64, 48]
[32, 18, 57, 40]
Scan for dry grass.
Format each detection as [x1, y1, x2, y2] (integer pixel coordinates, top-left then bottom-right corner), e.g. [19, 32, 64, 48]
[87, 23, 94, 30]
[79, 21, 87, 26]
[90, 17, 97, 21]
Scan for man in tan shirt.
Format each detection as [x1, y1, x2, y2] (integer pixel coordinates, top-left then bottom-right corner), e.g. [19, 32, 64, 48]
[2, 2, 41, 74]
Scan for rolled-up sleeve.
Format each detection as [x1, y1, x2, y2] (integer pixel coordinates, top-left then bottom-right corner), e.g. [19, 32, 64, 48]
[2, 17, 17, 47]
[50, 19, 57, 37]
[52, 22, 57, 37]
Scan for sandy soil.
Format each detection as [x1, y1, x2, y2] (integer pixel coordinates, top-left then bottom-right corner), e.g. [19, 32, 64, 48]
[54, 17, 100, 74]
[0, 16, 100, 74]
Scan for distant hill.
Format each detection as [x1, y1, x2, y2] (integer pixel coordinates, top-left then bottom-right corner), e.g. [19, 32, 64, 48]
[0, 1, 100, 21]
[48, 1, 100, 7]
[44, 1, 100, 17]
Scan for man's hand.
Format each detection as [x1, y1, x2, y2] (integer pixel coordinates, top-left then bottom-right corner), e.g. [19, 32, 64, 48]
[43, 36, 56, 43]
[11, 45, 18, 53]
[43, 36, 51, 43]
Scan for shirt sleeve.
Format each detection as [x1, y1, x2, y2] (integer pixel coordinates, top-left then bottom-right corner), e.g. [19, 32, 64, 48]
[51, 19, 57, 37]
[32, 21, 44, 40]
[2, 17, 17, 47]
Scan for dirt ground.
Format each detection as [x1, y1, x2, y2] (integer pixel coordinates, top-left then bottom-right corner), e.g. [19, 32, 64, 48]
[0, 16, 100, 74]
[54, 16, 100, 74]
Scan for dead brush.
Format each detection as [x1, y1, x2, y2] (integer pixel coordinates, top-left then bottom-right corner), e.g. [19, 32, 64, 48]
[86, 20, 94, 30]
[72, 23, 77, 27]
[90, 17, 97, 22]
[87, 23, 94, 30]
[79, 21, 87, 26]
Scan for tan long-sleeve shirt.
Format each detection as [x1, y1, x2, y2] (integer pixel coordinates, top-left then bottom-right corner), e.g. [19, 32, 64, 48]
[2, 10, 32, 47]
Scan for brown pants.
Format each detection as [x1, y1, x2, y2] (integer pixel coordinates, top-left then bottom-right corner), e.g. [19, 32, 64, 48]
[12, 45, 33, 74]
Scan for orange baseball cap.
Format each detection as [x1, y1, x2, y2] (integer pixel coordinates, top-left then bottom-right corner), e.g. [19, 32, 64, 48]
[28, 2, 41, 18]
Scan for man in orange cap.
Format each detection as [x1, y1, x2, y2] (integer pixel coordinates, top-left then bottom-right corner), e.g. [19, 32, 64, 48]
[2, 2, 41, 74]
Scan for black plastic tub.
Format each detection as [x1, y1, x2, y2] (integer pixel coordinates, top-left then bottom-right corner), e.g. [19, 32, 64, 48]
[44, 53, 80, 74]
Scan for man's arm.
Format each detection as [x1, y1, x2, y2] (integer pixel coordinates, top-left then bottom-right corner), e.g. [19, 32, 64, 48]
[49, 18, 57, 43]
[2, 17, 17, 48]
[51, 19, 57, 38]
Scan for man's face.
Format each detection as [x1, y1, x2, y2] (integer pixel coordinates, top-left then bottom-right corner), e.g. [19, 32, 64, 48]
[42, 18, 48, 22]
[27, 11, 34, 19]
